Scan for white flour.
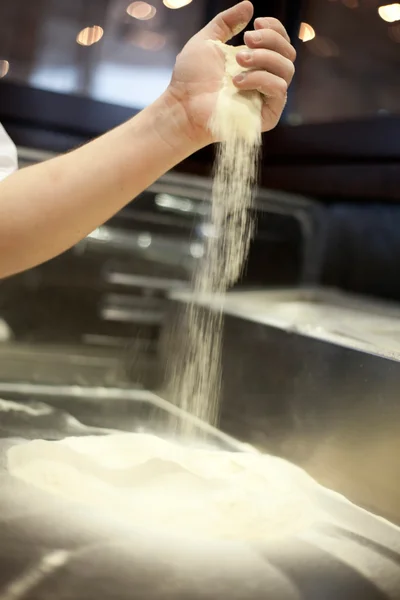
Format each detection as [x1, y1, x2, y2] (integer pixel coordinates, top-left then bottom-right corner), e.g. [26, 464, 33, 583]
[7, 433, 318, 541]
[167, 42, 262, 431]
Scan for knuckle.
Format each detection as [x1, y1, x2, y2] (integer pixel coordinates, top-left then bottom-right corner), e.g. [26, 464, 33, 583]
[213, 18, 228, 39]
[263, 17, 282, 30]
[287, 60, 296, 79]
[275, 77, 288, 96]
[262, 28, 280, 47]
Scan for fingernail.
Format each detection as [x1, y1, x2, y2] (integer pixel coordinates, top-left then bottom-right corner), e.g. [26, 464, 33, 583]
[237, 50, 253, 62]
[254, 17, 269, 30]
[250, 31, 262, 43]
[235, 73, 246, 84]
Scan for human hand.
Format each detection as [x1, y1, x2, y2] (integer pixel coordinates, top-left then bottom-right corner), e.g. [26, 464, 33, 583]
[165, 1, 296, 148]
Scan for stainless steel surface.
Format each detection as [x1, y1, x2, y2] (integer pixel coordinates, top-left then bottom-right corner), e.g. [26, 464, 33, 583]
[104, 270, 189, 291]
[173, 288, 400, 359]
[0, 341, 154, 388]
[159, 288, 400, 530]
[0, 384, 246, 450]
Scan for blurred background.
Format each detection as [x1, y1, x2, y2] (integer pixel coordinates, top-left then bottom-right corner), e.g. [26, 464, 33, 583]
[0, 0, 399, 390]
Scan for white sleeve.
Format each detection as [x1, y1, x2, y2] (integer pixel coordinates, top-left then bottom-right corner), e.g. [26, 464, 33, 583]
[0, 123, 18, 182]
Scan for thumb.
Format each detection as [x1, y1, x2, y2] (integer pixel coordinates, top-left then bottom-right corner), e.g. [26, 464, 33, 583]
[196, 1, 254, 43]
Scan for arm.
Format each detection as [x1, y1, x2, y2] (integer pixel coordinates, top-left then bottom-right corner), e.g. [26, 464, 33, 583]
[0, 1, 295, 279]
[0, 94, 197, 278]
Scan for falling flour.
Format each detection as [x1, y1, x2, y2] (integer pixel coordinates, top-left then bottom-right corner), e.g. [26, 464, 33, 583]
[167, 42, 263, 431]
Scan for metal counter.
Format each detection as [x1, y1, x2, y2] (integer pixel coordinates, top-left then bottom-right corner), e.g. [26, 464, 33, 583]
[159, 289, 400, 528]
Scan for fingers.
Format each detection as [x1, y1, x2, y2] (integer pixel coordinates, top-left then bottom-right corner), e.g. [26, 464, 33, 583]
[196, 0, 254, 43]
[233, 70, 288, 100]
[236, 49, 295, 86]
[254, 17, 291, 43]
[244, 28, 296, 62]
[234, 17, 295, 99]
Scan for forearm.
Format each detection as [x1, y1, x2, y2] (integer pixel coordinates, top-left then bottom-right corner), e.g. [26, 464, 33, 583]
[0, 92, 199, 279]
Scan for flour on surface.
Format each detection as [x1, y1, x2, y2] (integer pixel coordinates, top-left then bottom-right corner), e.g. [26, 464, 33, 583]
[167, 42, 262, 432]
[7, 433, 318, 541]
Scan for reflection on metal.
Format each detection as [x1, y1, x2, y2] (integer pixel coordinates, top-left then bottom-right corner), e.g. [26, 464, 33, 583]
[1, 550, 70, 600]
[163, 0, 192, 8]
[100, 292, 164, 324]
[155, 193, 208, 216]
[82, 334, 129, 347]
[103, 292, 163, 309]
[126, 1, 157, 20]
[0, 60, 9, 78]
[156, 193, 192, 213]
[137, 233, 152, 248]
[76, 25, 104, 46]
[299, 22, 316, 42]
[16, 146, 56, 167]
[105, 271, 188, 291]
[101, 306, 163, 324]
[199, 223, 218, 239]
[189, 242, 204, 259]
[131, 31, 166, 51]
[87, 227, 111, 242]
[0, 383, 251, 451]
[86, 225, 195, 272]
[378, 3, 400, 22]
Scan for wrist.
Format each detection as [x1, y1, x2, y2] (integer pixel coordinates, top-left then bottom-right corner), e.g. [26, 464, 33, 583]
[150, 89, 209, 158]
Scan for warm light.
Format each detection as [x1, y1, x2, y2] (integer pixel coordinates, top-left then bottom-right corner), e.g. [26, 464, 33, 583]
[76, 25, 104, 46]
[378, 3, 400, 22]
[132, 31, 166, 50]
[0, 60, 10, 78]
[299, 22, 316, 42]
[127, 2, 156, 20]
[163, 0, 192, 9]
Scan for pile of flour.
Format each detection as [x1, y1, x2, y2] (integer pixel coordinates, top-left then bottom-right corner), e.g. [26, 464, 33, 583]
[8, 433, 319, 541]
[168, 42, 263, 431]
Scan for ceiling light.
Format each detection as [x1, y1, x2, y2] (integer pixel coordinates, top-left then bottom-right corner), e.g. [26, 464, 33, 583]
[378, 3, 400, 22]
[298, 23, 316, 42]
[132, 31, 166, 50]
[76, 26, 104, 46]
[163, 0, 192, 9]
[0, 60, 10, 78]
[127, 2, 156, 20]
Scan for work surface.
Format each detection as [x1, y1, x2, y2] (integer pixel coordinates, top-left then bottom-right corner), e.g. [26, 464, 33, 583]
[172, 288, 400, 360]
[1, 392, 400, 600]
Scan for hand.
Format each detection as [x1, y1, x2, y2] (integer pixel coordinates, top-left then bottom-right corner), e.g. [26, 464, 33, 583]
[165, 1, 296, 148]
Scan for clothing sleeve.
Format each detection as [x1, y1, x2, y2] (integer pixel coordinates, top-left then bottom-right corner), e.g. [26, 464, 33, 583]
[0, 123, 18, 182]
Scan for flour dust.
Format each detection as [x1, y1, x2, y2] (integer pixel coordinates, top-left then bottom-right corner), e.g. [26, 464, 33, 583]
[167, 41, 263, 434]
